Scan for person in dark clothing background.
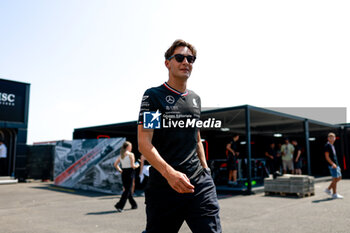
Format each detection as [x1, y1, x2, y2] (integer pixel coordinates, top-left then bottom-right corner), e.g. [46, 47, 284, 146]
[291, 139, 302, 175]
[114, 141, 140, 212]
[226, 135, 240, 185]
[0, 139, 7, 176]
[265, 142, 278, 175]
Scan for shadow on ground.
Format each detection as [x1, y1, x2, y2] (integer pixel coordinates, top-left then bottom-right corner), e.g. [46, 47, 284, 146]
[86, 208, 135, 215]
[31, 184, 115, 198]
[312, 197, 334, 203]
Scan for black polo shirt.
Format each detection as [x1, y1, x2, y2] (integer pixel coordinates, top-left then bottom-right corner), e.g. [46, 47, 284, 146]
[293, 145, 302, 158]
[228, 140, 239, 156]
[266, 147, 277, 160]
[324, 142, 338, 166]
[138, 82, 203, 187]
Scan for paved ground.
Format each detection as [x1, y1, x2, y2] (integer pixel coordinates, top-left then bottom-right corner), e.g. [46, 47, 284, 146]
[0, 178, 349, 233]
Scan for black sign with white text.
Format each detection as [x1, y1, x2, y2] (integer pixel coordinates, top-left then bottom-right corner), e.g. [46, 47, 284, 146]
[0, 79, 29, 123]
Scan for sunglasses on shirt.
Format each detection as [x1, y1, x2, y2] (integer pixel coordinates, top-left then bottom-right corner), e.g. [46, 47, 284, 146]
[168, 54, 196, 64]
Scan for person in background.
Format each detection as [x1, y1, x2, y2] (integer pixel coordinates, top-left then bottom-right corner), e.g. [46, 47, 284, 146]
[139, 154, 151, 188]
[226, 134, 240, 185]
[265, 142, 277, 176]
[275, 143, 283, 174]
[291, 139, 302, 175]
[281, 138, 295, 174]
[324, 132, 343, 199]
[114, 141, 140, 212]
[0, 139, 7, 176]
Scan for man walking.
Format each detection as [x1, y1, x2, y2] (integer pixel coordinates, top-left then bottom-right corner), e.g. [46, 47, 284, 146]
[138, 40, 221, 233]
[324, 132, 343, 199]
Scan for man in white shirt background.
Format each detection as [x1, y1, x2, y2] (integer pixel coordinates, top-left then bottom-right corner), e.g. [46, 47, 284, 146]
[281, 138, 295, 174]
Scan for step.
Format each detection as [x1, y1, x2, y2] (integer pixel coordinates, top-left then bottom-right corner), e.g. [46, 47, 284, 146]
[0, 176, 18, 184]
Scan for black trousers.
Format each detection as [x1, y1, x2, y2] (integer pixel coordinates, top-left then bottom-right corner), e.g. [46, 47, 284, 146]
[115, 168, 137, 209]
[145, 169, 221, 233]
[0, 158, 7, 176]
[266, 159, 275, 175]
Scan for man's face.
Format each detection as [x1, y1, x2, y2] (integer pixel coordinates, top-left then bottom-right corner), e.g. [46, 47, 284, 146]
[165, 46, 193, 80]
[328, 135, 336, 144]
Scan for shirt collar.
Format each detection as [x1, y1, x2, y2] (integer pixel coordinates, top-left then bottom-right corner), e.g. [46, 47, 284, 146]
[163, 82, 188, 96]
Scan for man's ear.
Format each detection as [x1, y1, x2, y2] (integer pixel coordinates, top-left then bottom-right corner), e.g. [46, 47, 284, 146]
[165, 60, 170, 70]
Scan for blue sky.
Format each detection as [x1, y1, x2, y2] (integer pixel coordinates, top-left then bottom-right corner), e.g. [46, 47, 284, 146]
[1, 0, 349, 143]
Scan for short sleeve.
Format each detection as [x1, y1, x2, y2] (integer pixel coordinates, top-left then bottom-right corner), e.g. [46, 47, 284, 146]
[197, 95, 201, 113]
[137, 89, 157, 125]
[281, 145, 286, 153]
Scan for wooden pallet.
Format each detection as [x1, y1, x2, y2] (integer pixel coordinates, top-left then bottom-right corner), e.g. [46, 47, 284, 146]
[265, 191, 315, 198]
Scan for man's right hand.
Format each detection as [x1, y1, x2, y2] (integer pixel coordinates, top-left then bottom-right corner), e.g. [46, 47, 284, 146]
[164, 168, 195, 194]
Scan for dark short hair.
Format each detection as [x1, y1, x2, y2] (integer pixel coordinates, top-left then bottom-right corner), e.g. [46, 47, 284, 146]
[164, 39, 197, 60]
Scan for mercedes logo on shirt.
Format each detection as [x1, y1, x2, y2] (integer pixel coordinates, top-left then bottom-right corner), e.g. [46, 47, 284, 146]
[165, 95, 175, 104]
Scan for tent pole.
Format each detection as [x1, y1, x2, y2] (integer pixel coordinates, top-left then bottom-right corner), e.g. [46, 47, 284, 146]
[304, 119, 311, 175]
[245, 105, 252, 194]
